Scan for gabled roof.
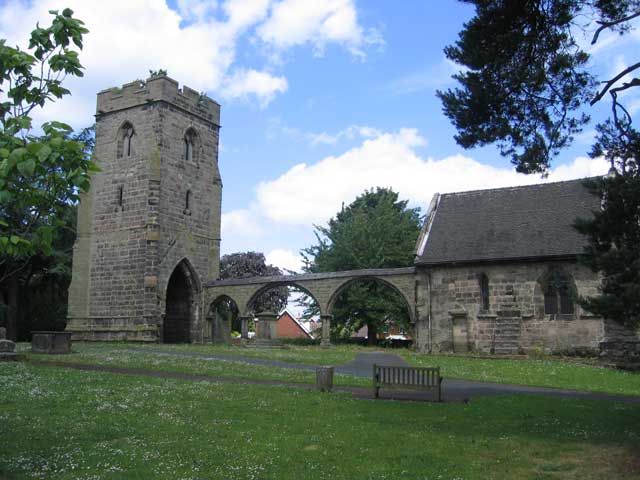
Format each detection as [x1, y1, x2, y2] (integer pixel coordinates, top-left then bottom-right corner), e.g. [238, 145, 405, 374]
[278, 309, 314, 339]
[415, 178, 600, 266]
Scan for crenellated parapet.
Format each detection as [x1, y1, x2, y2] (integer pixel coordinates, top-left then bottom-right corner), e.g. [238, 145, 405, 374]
[96, 75, 220, 125]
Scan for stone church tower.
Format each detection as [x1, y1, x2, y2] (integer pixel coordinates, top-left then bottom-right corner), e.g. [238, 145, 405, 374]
[67, 75, 222, 342]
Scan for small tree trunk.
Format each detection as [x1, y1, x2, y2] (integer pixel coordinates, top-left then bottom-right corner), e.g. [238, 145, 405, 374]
[367, 321, 377, 346]
[6, 275, 18, 341]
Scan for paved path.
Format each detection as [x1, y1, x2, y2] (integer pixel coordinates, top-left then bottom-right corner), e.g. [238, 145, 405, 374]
[77, 347, 640, 404]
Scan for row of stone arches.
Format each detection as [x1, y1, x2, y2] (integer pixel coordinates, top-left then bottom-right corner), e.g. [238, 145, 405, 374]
[160, 258, 417, 345]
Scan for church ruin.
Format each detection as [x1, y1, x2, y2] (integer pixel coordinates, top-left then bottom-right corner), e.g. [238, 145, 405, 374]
[67, 75, 639, 356]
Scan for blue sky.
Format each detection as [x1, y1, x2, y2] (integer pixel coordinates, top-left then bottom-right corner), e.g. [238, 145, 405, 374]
[2, 0, 637, 272]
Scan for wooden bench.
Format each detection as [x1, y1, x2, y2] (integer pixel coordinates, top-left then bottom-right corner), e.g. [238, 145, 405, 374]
[373, 364, 443, 402]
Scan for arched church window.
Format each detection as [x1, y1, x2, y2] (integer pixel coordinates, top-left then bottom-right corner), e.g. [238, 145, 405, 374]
[479, 273, 490, 312]
[542, 269, 575, 315]
[117, 122, 135, 158]
[184, 128, 197, 162]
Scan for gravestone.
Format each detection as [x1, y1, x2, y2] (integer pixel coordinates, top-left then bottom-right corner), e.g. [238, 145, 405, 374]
[316, 366, 334, 392]
[0, 326, 17, 361]
[31, 331, 72, 354]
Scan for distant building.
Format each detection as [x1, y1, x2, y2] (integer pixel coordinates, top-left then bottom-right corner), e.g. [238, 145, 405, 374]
[255, 310, 313, 339]
[351, 321, 411, 341]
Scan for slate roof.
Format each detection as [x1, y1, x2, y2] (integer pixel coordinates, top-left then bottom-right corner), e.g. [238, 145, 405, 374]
[415, 178, 600, 265]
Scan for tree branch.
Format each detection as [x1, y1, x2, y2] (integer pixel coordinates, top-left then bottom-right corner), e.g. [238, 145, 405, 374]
[591, 10, 640, 45]
[591, 62, 640, 105]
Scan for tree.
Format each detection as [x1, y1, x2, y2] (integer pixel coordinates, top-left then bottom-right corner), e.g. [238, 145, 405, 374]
[301, 188, 421, 345]
[0, 10, 91, 339]
[15, 205, 77, 339]
[217, 251, 287, 332]
[439, 0, 640, 329]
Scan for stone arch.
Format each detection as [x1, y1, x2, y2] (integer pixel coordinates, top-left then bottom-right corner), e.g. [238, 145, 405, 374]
[244, 281, 323, 316]
[207, 294, 240, 343]
[162, 258, 200, 343]
[116, 121, 136, 158]
[326, 276, 415, 323]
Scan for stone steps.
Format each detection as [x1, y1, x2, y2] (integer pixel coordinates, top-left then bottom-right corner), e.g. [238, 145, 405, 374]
[494, 315, 521, 355]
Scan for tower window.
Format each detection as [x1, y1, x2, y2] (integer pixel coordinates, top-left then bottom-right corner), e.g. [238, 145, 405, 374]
[479, 273, 490, 312]
[118, 186, 123, 206]
[184, 138, 192, 162]
[184, 190, 192, 215]
[117, 122, 135, 158]
[183, 128, 197, 162]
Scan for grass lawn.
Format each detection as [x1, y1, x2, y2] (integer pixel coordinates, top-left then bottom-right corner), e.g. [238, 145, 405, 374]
[1, 362, 639, 479]
[19, 342, 640, 396]
[69, 341, 365, 365]
[401, 353, 640, 397]
[19, 344, 370, 388]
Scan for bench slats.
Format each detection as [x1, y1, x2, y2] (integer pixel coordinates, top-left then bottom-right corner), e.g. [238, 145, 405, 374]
[373, 364, 442, 402]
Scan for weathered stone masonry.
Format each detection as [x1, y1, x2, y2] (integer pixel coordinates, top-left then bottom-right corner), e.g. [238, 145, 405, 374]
[67, 77, 639, 356]
[67, 76, 222, 342]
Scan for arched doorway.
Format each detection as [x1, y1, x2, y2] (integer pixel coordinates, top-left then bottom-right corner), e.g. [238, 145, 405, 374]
[163, 260, 198, 343]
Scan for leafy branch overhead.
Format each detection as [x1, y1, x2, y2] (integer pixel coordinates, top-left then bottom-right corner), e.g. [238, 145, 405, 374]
[0, 9, 94, 262]
[438, 0, 640, 174]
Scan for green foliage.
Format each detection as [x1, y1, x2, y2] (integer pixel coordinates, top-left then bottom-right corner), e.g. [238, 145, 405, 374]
[438, 0, 639, 173]
[575, 174, 640, 329]
[437, 0, 592, 173]
[17, 205, 77, 338]
[301, 188, 421, 343]
[216, 252, 287, 330]
[0, 9, 90, 261]
[148, 68, 167, 78]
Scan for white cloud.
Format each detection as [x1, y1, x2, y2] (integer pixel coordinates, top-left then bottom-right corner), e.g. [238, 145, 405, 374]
[389, 58, 460, 95]
[255, 128, 609, 225]
[257, 0, 383, 58]
[266, 118, 381, 146]
[222, 69, 288, 107]
[176, 0, 219, 24]
[221, 209, 263, 238]
[0, 0, 380, 127]
[307, 125, 382, 146]
[266, 249, 303, 273]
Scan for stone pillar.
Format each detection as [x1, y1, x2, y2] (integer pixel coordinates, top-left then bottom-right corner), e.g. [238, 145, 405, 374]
[320, 314, 332, 347]
[240, 316, 250, 340]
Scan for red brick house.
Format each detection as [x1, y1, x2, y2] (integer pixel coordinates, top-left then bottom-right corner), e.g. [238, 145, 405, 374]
[277, 310, 313, 339]
[255, 310, 313, 339]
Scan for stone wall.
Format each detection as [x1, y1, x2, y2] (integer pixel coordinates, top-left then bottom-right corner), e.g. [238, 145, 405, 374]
[419, 260, 608, 355]
[67, 76, 221, 342]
